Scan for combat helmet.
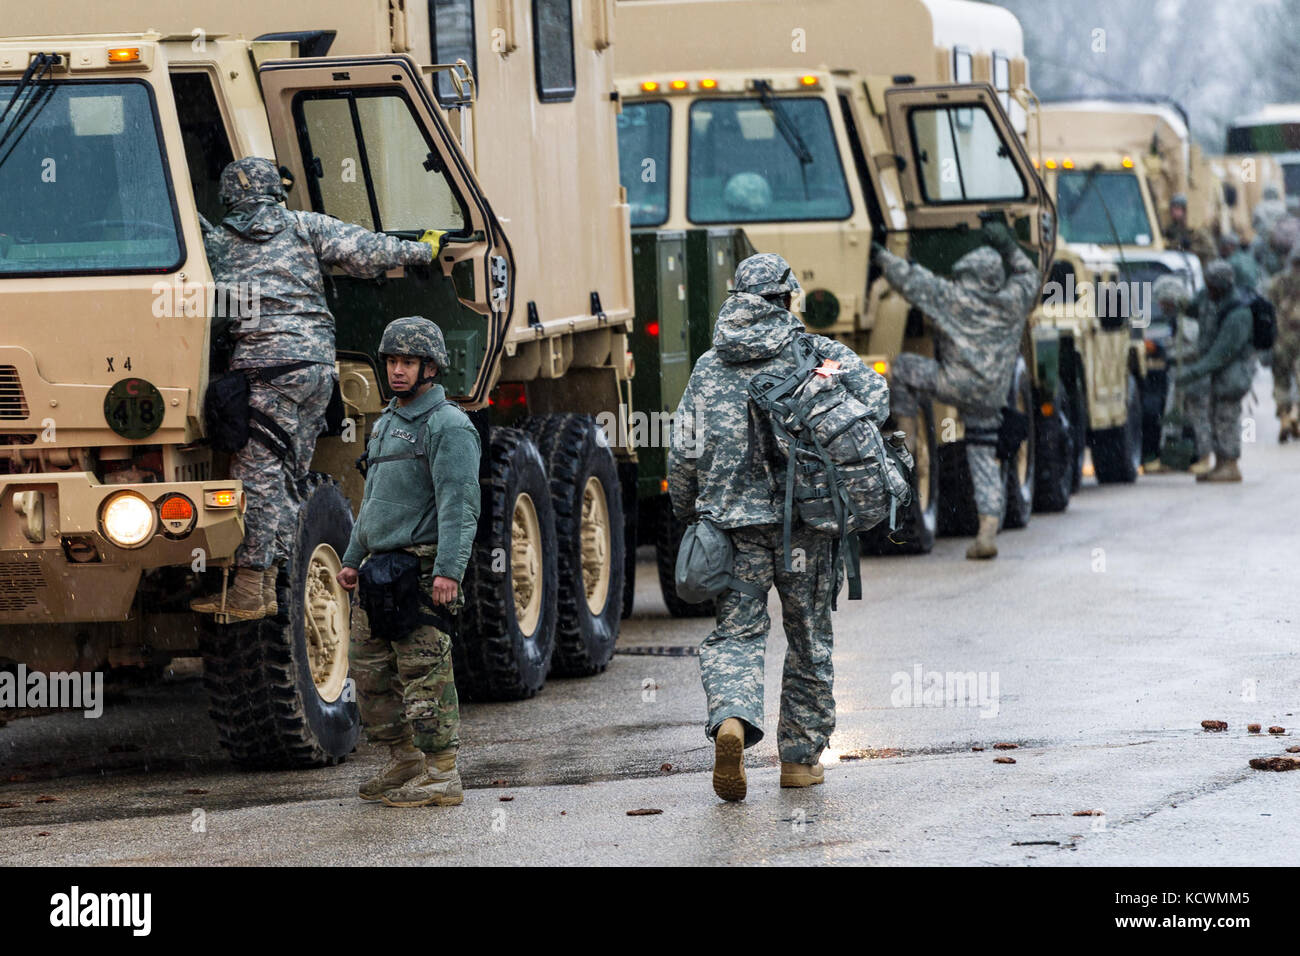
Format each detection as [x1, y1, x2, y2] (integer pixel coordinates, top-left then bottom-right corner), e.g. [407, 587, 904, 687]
[733, 253, 801, 298]
[219, 157, 288, 206]
[1203, 259, 1235, 293]
[379, 316, 451, 368]
[1152, 275, 1190, 311]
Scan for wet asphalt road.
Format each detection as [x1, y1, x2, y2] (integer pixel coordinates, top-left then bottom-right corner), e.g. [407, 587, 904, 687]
[2, 372, 1297, 866]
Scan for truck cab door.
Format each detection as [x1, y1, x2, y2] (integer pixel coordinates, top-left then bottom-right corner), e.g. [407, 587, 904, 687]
[257, 55, 513, 408]
[885, 83, 1054, 276]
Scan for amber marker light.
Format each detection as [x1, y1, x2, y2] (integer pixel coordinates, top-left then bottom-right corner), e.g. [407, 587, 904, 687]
[1062, 157, 1075, 170]
[872, 360, 889, 376]
[660, 479, 669, 493]
[205, 489, 238, 509]
[800, 75, 819, 87]
[107, 47, 141, 63]
[1122, 155, 1135, 168]
[641, 80, 660, 93]
[1040, 402, 1055, 418]
[1045, 158, 1058, 170]
[699, 78, 718, 90]
[670, 79, 689, 91]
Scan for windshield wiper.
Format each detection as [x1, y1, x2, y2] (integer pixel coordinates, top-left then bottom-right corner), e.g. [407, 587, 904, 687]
[0, 53, 59, 171]
[754, 79, 813, 200]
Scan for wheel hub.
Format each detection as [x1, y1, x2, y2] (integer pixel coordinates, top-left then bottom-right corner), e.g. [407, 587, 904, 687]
[511, 492, 543, 636]
[304, 543, 349, 703]
[580, 476, 611, 614]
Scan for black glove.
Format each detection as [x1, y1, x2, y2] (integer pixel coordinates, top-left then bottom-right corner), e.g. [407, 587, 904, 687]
[981, 220, 1016, 249]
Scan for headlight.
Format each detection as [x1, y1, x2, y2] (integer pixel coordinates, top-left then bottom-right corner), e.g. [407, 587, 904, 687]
[100, 491, 156, 548]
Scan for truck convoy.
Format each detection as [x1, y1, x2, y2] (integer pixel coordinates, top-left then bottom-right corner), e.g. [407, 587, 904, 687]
[614, 0, 1060, 573]
[1226, 104, 1300, 224]
[0, 0, 639, 766]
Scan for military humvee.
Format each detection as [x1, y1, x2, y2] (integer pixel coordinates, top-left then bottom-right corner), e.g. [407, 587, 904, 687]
[613, 0, 1060, 583]
[0, 0, 639, 767]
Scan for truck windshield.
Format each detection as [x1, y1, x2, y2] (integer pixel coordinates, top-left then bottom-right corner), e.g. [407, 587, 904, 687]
[618, 101, 671, 227]
[1056, 170, 1154, 246]
[0, 80, 182, 276]
[687, 97, 851, 223]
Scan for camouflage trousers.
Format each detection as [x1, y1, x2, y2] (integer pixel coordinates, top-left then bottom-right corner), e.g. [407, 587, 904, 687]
[890, 353, 1004, 517]
[1272, 322, 1300, 413]
[231, 364, 334, 569]
[1180, 383, 1214, 459]
[349, 578, 460, 754]
[699, 524, 837, 766]
[1207, 390, 1247, 460]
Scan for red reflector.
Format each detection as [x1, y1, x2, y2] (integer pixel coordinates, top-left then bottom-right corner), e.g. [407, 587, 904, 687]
[495, 383, 527, 410]
[646, 321, 660, 337]
[160, 496, 194, 521]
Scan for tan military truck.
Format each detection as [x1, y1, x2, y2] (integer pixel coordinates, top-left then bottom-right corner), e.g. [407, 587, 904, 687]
[1030, 99, 1211, 480]
[0, 0, 637, 766]
[614, 0, 1057, 553]
[1225, 105, 1300, 228]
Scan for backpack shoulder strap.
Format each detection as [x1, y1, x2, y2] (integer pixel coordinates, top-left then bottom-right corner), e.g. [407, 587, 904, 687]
[365, 399, 452, 468]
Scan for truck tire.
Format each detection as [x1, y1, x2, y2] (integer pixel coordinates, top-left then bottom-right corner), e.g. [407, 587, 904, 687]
[521, 414, 625, 677]
[861, 401, 938, 554]
[654, 498, 716, 618]
[1002, 359, 1036, 530]
[1066, 355, 1088, 494]
[618, 460, 638, 620]
[1090, 372, 1143, 484]
[454, 428, 559, 701]
[1033, 383, 1074, 513]
[201, 473, 360, 769]
[937, 440, 977, 537]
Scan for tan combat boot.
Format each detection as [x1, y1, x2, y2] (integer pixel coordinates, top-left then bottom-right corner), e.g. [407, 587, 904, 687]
[780, 761, 825, 788]
[358, 743, 426, 802]
[712, 717, 747, 802]
[1202, 457, 1242, 483]
[381, 749, 464, 807]
[965, 515, 999, 560]
[1189, 454, 1214, 477]
[1280, 413, 1293, 444]
[190, 567, 267, 620]
[262, 563, 281, 617]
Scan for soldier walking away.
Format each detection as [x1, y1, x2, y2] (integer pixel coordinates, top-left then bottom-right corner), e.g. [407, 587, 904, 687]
[669, 254, 890, 802]
[1165, 193, 1217, 271]
[337, 317, 481, 808]
[1176, 261, 1258, 483]
[190, 157, 440, 621]
[1268, 247, 1300, 442]
[871, 221, 1041, 559]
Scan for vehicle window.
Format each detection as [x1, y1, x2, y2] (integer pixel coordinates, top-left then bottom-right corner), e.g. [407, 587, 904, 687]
[430, 0, 477, 105]
[0, 79, 182, 276]
[992, 53, 1010, 113]
[170, 71, 235, 226]
[533, 0, 576, 102]
[294, 90, 467, 233]
[1056, 170, 1154, 246]
[617, 101, 671, 227]
[688, 97, 852, 224]
[953, 48, 973, 84]
[907, 104, 1026, 203]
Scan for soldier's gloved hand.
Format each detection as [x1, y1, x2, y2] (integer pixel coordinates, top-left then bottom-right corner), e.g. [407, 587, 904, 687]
[337, 566, 359, 591]
[982, 220, 1016, 249]
[431, 575, 459, 605]
[418, 229, 447, 259]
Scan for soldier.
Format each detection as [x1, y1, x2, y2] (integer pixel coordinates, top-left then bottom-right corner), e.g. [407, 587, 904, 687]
[871, 222, 1040, 559]
[190, 157, 440, 620]
[1165, 194, 1217, 271]
[1217, 231, 1259, 292]
[1176, 260, 1257, 482]
[1269, 246, 1300, 442]
[1146, 276, 1209, 473]
[1251, 214, 1298, 281]
[1253, 184, 1289, 240]
[668, 253, 890, 802]
[337, 316, 482, 808]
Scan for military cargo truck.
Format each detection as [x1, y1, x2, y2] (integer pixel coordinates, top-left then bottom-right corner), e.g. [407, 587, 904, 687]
[1226, 105, 1300, 224]
[1032, 99, 1208, 476]
[0, 0, 638, 766]
[614, 0, 1059, 562]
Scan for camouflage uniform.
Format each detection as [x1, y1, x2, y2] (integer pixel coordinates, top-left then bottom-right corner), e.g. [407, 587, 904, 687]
[1251, 216, 1298, 282]
[1152, 277, 1209, 458]
[202, 158, 434, 570]
[669, 254, 890, 763]
[1165, 194, 1217, 271]
[1268, 249, 1300, 428]
[873, 226, 1040, 518]
[342, 318, 481, 757]
[1179, 261, 1256, 462]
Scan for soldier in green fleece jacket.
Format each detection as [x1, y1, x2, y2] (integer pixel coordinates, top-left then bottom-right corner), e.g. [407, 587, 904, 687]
[337, 316, 481, 808]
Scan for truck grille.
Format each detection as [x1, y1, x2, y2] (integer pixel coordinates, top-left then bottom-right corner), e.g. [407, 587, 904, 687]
[0, 366, 28, 420]
[0, 561, 45, 612]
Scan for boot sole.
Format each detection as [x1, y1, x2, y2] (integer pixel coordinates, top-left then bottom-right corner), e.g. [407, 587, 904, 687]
[380, 793, 464, 808]
[713, 732, 746, 802]
[213, 608, 269, 623]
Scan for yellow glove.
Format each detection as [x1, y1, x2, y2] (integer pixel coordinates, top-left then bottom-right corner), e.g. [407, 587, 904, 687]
[418, 229, 447, 258]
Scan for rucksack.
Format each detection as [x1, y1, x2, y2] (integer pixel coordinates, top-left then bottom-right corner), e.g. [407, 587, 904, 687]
[748, 334, 913, 601]
[1247, 292, 1277, 351]
[674, 518, 767, 604]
